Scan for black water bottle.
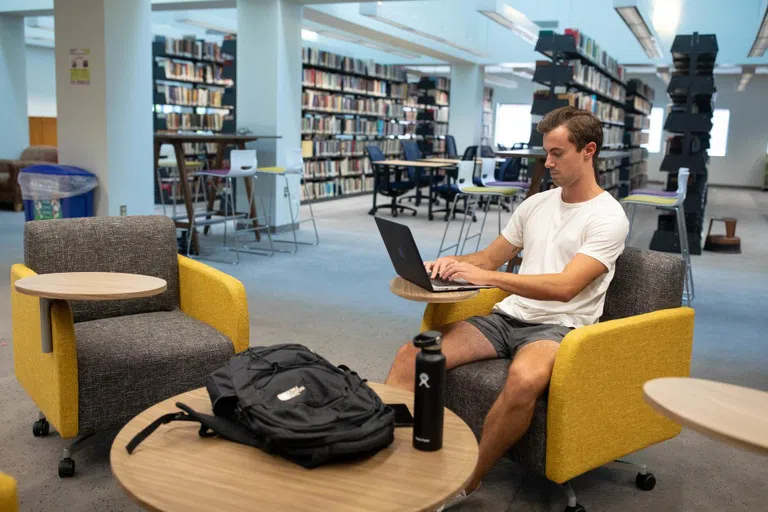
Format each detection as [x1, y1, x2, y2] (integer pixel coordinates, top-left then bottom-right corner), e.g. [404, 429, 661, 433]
[412, 330, 446, 451]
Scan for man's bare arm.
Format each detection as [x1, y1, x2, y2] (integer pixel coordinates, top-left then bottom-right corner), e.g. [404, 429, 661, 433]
[426, 235, 521, 278]
[441, 253, 608, 302]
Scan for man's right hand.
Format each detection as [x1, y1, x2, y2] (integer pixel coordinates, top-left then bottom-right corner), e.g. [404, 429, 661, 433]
[424, 256, 460, 279]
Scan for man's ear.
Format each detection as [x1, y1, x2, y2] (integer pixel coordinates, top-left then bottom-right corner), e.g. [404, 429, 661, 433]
[583, 141, 597, 160]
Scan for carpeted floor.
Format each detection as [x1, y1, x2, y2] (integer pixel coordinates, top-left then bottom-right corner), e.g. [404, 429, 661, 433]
[0, 187, 766, 511]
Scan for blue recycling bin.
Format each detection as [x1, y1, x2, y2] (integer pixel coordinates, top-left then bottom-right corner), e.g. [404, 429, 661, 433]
[18, 165, 98, 221]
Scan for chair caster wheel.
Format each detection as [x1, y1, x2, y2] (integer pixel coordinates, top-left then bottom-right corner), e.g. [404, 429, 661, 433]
[33, 418, 50, 437]
[411, 210, 417, 216]
[636, 472, 656, 491]
[58, 457, 75, 478]
[392, 209, 399, 218]
[429, 214, 434, 221]
[564, 504, 586, 512]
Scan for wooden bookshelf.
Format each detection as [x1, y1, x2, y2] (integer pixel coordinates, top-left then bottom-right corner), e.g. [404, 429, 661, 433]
[301, 47, 407, 203]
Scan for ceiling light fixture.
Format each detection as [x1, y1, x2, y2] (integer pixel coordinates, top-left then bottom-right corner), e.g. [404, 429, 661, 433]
[360, 3, 487, 58]
[614, 1, 663, 59]
[748, 6, 768, 57]
[477, 1, 539, 45]
[484, 75, 519, 89]
[357, 40, 418, 59]
[737, 65, 756, 91]
[301, 29, 318, 42]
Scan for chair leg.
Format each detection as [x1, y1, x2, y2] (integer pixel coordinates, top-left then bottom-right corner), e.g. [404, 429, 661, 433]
[676, 206, 694, 303]
[58, 433, 97, 478]
[437, 194, 461, 258]
[626, 204, 636, 243]
[562, 481, 584, 512]
[604, 459, 657, 491]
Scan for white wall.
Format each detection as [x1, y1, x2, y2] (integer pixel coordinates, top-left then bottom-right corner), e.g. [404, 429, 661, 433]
[25, 45, 56, 117]
[628, 73, 768, 188]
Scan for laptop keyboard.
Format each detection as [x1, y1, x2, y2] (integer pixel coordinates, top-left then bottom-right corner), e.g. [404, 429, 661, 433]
[431, 276, 461, 287]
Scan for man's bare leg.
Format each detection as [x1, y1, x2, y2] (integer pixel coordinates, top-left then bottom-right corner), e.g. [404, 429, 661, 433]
[385, 321, 497, 392]
[465, 339, 560, 493]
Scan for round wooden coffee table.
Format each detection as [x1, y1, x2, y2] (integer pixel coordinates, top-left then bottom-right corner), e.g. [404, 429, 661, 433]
[14, 272, 167, 353]
[111, 382, 478, 512]
[643, 377, 768, 456]
[389, 276, 479, 303]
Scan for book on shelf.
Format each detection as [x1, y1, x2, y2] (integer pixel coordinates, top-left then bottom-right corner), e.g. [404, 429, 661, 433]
[159, 36, 228, 63]
[562, 28, 624, 81]
[534, 90, 625, 124]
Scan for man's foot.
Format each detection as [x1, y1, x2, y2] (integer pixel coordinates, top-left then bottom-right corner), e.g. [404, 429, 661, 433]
[436, 483, 480, 511]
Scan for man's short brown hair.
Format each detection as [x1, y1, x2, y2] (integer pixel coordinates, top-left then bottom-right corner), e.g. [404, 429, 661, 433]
[536, 106, 603, 161]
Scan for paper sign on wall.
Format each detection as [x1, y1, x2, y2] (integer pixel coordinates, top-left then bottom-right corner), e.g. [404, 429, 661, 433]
[69, 48, 91, 86]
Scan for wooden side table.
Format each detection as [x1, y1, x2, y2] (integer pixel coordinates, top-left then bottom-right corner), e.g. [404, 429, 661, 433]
[14, 272, 167, 353]
[643, 377, 768, 456]
[111, 382, 479, 512]
[389, 276, 480, 303]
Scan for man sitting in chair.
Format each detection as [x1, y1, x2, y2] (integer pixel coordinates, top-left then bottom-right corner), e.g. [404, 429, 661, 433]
[385, 106, 629, 508]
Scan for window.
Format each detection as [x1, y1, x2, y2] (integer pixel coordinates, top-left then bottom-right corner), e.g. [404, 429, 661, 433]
[494, 104, 532, 148]
[709, 109, 730, 157]
[642, 107, 664, 153]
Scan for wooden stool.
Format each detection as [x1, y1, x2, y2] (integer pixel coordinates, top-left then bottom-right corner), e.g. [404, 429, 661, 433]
[704, 217, 741, 253]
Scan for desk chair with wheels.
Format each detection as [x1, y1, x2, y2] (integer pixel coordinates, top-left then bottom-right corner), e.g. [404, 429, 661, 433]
[191, 149, 273, 262]
[366, 145, 417, 218]
[622, 167, 693, 305]
[422, 247, 693, 512]
[11, 216, 249, 477]
[255, 149, 320, 254]
[400, 140, 444, 206]
[445, 135, 459, 159]
[437, 160, 520, 258]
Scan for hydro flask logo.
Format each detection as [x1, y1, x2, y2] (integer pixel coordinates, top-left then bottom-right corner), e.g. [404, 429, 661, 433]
[418, 372, 430, 388]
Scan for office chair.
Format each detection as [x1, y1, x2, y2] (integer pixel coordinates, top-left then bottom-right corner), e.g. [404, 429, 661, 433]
[366, 145, 417, 217]
[445, 135, 459, 159]
[399, 140, 444, 207]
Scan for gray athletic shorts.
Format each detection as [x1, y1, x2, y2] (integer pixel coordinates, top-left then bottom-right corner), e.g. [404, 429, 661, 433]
[465, 311, 573, 359]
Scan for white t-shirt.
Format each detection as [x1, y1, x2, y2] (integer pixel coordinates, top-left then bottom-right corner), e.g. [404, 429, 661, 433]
[496, 188, 629, 328]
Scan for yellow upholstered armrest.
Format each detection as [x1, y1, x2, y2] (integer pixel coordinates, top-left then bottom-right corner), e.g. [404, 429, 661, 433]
[0, 472, 18, 512]
[10, 264, 79, 438]
[178, 256, 249, 353]
[545, 307, 695, 483]
[420, 288, 511, 332]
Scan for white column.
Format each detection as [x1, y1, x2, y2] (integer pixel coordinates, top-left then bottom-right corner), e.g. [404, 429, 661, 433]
[237, 0, 302, 229]
[0, 15, 29, 158]
[449, 64, 484, 153]
[54, 0, 153, 217]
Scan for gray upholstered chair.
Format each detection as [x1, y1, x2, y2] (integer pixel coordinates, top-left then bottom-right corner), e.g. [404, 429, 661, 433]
[11, 215, 249, 477]
[421, 247, 695, 512]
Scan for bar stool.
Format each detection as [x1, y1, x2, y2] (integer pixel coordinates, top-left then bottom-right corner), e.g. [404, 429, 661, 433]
[622, 167, 693, 305]
[437, 159, 521, 258]
[255, 149, 319, 254]
[189, 149, 274, 262]
[155, 144, 203, 216]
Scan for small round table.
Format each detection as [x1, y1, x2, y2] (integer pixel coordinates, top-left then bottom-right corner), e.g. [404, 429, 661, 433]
[389, 276, 479, 303]
[111, 382, 479, 512]
[14, 272, 167, 353]
[643, 377, 768, 456]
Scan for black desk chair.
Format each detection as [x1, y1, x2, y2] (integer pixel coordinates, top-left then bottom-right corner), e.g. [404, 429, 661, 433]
[399, 140, 445, 207]
[445, 135, 458, 159]
[366, 145, 417, 218]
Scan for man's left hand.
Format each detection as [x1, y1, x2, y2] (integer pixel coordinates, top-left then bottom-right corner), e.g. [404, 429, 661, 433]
[440, 261, 494, 285]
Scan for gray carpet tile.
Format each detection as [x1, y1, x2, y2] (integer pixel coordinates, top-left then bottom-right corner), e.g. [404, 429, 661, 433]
[0, 186, 766, 511]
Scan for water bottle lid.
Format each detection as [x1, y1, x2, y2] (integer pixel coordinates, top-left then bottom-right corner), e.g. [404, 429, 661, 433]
[413, 330, 442, 350]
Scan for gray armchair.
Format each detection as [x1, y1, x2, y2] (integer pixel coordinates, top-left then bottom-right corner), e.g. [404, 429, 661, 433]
[11, 215, 249, 477]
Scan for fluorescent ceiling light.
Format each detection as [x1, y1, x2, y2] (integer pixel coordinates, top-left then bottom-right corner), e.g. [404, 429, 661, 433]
[614, 1, 663, 59]
[301, 29, 318, 42]
[651, 0, 681, 37]
[656, 66, 670, 84]
[477, 1, 539, 45]
[485, 75, 519, 89]
[748, 6, 768, 57]
[403, 65, 451, 75]
[360, 3, 486, 58]
[737, 65, 756, 92]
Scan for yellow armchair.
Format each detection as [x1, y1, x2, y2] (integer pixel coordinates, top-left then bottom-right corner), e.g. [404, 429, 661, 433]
[421, 246, 694, 508]
[0, 472, 18, 512]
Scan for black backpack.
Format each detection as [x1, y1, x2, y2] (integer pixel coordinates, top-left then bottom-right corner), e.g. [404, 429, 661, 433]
[126, 344, 395, 468]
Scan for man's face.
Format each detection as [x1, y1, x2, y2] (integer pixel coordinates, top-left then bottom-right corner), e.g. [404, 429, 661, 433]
[542, 125, 595, 188]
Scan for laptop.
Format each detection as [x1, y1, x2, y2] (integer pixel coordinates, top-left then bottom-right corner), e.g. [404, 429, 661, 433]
[375, 217, 493, 292]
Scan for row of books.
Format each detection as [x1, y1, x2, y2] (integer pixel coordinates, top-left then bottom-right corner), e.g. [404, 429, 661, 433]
[628, 79, 655, 101]
[304, 139, 369, 157]
[421, 77, 450, 90]
[343, 76, 387, 97]
[300, 177, 376, 201]
[562, 28, 624, 81]
[426, 124, 449, 136]
[628, 147, 649, 164]
[156, 85, 225, 107]
[627, 95, 653, 115]
[302, 48, 406, 82]
[426, 139, 446, 153]
[626, 161, 648, 181]
[424, 90, 449, 106]
[626, 115, 651, 130]
[625, 131, 650, 147]
[301, 117, 411, 137]
[158, 113, 226, 131]
[603, 125, 624, 147]
[390, 83, 408, 99]
[566, 59, 626, 102]
[158, 37, 227, 63]
[422, 109, 450, 122]
[535, 90, 625, 124]
[156, 60, 228, 85]
[598, 168, 620, 188]
[302, 91, 404, 117]
[304, 158, 372, 179]
[302, 69, 342, 90]
[182, 142, 218, 156]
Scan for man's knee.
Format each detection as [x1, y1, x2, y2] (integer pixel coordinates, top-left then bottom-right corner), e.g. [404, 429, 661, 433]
[503, 364, 552, 408]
